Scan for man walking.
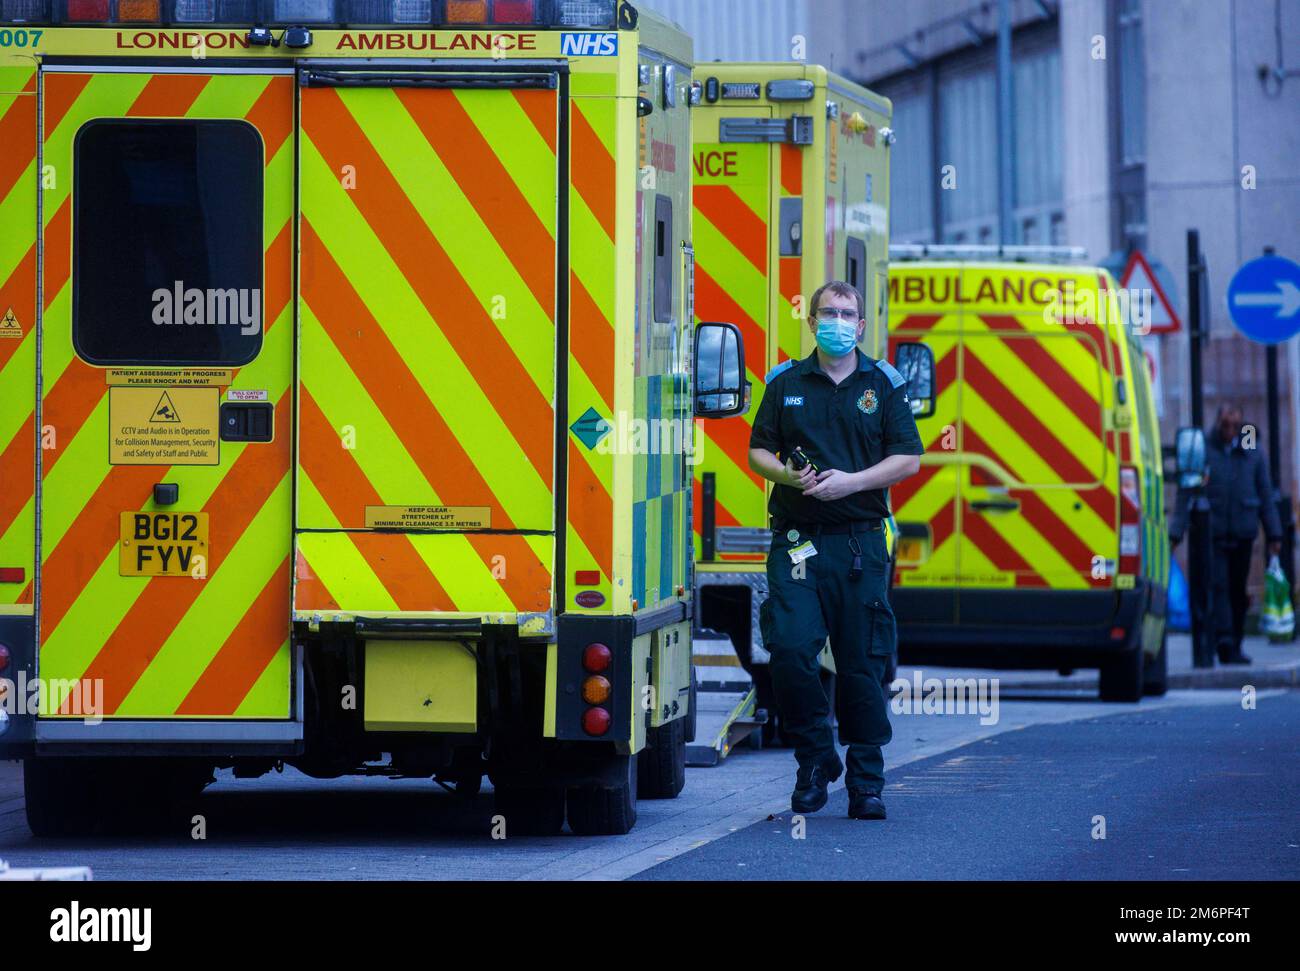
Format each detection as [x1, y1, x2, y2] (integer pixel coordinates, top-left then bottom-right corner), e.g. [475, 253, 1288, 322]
[1172, 404, 1283, 664]
[748, 281, 923, 820]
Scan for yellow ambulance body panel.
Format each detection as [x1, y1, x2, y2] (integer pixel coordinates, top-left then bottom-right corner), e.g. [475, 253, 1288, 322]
[887, 250, 1169, 700]
[687, 63, 893, 721]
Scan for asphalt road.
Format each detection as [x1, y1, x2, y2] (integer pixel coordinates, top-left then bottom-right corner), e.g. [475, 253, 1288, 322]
[637, 690, 1300, 880]
[0, 688, 1294, 880]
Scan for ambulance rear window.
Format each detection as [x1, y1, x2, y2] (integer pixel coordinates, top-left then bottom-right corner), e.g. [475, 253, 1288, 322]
[72, 119, 264, 367]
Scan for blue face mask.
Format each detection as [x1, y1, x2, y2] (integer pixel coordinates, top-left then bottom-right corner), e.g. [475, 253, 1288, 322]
[815, 318, 859, 357]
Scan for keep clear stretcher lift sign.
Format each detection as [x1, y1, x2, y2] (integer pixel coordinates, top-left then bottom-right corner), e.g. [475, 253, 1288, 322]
[106, 369, 226, 466]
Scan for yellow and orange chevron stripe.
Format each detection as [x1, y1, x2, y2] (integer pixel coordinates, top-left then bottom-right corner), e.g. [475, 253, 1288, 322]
[891, 305, 1120, 592]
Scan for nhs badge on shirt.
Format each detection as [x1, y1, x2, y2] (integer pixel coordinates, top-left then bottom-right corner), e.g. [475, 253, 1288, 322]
[784, 395, 805, 406]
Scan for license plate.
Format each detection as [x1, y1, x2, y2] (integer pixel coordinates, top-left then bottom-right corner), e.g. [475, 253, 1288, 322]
[119, 512, 209, 577]
[897, 537, 926, 564]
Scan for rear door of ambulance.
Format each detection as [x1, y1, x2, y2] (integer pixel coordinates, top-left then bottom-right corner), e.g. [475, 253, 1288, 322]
[954, 265, 1115, 625]
[691, 98, 782, 564]
[37, 66, 295, 724]
[293, 67, 557, 619]
[887, 263, 960, 624]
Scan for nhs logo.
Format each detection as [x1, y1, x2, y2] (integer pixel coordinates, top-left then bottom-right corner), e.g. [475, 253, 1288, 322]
[561, 32, 619, 56]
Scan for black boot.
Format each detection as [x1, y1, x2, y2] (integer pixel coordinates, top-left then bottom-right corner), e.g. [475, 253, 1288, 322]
[847, 789, 886, 820]
[791, 753, 843, 814]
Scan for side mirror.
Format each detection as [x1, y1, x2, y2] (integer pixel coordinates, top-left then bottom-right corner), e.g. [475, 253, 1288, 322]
[1175, 426, 1207, 488]
[694, 321, 750, 418]
[894, 342, 935, 419]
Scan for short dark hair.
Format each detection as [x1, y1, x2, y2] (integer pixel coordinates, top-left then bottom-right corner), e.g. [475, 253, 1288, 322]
[809, 280, 864, 320]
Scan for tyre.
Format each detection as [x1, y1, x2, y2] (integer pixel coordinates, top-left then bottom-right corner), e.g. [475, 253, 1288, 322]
[1099, 644, 1143, 702]
[25, 757, 210, 837]
[24, 758, 101, 837]
[638, 714, 686, 799]
[493, 784, 565, 836]
[1142, 628, 1168, 697]
[567, 754, 637, 836]
[448, 749, 484, 798]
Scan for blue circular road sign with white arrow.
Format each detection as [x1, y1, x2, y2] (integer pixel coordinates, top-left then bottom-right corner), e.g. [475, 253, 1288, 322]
[1227, 255, 1300, 344]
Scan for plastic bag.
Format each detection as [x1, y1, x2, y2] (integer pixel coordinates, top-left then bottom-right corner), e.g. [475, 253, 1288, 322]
[1167, 557, 1191, 632]
[1261, 555, 1295, 642]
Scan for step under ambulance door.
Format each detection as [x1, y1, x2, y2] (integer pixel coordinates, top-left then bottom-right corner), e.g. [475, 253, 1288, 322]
[294, 68, 559, 619]
[36, 66, 297, 728]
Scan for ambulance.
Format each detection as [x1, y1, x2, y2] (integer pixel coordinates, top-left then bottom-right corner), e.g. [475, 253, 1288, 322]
[689, 63, 893, 742]
[886, 246, 1170, 701]
[0, 0, 751, 837]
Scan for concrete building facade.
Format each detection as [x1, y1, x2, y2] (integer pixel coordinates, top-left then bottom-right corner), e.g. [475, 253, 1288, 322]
[642, 0, 1300, 516]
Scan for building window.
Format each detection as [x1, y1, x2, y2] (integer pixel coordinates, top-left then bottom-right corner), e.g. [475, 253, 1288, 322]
[938, 62, 998, 242]
[886, 90, 934, 240]
[1012, 44, 1063, 243]
[1117, 0, 1145, 167]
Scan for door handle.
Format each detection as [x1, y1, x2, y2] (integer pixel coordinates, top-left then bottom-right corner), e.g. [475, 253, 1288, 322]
[970, 499, 1020, 513]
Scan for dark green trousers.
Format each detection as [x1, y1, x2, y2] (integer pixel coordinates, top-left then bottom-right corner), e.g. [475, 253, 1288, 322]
[761, 524, 894, 793]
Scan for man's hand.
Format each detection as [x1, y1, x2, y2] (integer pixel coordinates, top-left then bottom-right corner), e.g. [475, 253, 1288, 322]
[784, 456, 816, 491]
[803, 468, 861, 501]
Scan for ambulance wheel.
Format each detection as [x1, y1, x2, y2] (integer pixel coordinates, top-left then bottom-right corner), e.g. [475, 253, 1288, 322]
[493, 784, 565, 836]
[1099, 645, 1143, 702]
[448, 749, 484, 798]
[567, 754, 637, 836]
[1142, 629, 1168, 697]
[638, 714, 686, 799]
[24, 758, 100, 837]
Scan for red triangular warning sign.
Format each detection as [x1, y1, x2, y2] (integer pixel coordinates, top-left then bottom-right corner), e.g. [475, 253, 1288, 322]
[1120, 249, 1181, 334]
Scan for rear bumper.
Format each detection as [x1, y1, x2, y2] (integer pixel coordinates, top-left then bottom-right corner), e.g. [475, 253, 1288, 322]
[894, 582, 1151, 669]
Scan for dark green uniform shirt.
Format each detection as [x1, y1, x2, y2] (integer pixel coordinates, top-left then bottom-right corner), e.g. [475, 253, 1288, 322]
[749, 349, 924, 525]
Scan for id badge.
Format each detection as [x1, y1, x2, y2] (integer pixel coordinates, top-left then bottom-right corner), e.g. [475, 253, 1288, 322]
[787, 540, 818, 564]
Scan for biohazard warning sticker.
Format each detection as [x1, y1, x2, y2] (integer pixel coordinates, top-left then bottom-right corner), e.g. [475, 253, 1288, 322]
[0, 307, 22, 339]
[109, 387, 220, 466]
[365, 506, 492, 530]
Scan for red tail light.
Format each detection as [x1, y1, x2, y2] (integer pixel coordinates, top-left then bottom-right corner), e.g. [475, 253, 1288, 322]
[1118, 466, 1142, 577]
[582, 642, 611, 673]
[493, 0, 533, 22]
[0, 568, 24, 583]
[581, 707, 610, 736]
[65, 0, 110, 19]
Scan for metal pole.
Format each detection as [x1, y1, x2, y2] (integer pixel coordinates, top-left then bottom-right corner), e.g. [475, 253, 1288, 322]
[1262, 247, 1296, 624]
[997, 0, 1014, 245]
[1186, 229, 1215, 667]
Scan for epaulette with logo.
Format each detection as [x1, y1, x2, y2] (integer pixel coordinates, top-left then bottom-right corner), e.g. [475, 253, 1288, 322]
[764, 359, 795, 384]
[875, 359, 905, 388]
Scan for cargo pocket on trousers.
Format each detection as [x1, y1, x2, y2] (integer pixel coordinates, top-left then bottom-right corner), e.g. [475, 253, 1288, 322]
[865, 598, 896, 656]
